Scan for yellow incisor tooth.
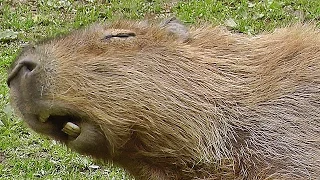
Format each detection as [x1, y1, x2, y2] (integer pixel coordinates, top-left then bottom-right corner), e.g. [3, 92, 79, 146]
[39, 112, 50, 122]
[62, 122, 81, 137]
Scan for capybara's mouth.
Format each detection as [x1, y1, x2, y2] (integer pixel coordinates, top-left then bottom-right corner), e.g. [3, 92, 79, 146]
[32, 110, 111, 159]
[36, 112, 82, 141]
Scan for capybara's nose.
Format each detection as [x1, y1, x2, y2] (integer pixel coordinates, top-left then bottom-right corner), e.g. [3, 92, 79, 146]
[7, 60, 38, 87]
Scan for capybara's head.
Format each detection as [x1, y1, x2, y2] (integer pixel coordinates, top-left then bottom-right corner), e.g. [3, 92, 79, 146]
[6, 18, 320, 179]
[6, 18, 191, 158]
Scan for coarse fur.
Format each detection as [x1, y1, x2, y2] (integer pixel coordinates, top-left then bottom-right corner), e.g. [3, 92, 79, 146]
[7, 18, 320, 179]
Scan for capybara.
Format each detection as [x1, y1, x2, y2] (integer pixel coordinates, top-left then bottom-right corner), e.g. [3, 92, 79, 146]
[6, 18, 320, 179]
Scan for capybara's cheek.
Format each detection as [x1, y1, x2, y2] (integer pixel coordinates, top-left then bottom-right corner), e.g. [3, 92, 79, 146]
[66, 122, 111, 159]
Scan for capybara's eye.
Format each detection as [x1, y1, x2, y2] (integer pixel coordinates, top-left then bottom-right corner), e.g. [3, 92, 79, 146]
[103, 32, 136, 40]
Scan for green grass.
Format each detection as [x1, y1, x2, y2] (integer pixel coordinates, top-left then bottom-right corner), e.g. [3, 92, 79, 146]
[0, 0, 319, 179]
[175, 0, 320, 34]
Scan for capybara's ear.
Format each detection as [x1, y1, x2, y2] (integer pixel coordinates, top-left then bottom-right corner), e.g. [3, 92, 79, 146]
[102, 29, 136, 41]
[160, 17, 189, 42]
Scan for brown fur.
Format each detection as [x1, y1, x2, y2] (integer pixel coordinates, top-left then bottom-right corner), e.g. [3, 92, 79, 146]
[7, 19, 320, 179]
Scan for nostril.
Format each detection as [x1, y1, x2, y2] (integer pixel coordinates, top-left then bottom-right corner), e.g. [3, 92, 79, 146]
[7, 60, 38, 87]
[23, 61, 37, 72]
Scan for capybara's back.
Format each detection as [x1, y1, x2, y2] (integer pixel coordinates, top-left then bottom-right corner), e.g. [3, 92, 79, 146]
[7, 18, 320, 179]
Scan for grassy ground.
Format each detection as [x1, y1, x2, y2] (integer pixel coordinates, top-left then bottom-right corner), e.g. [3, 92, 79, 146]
[0, 0, 319, 179]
